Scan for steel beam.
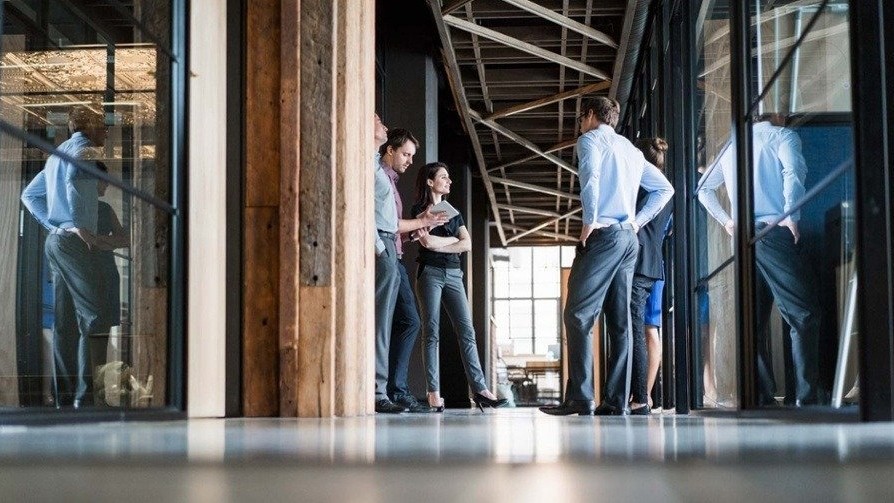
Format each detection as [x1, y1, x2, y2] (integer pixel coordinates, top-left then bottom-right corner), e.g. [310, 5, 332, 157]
[499, 0, 619, 49]
[490, 175, 580, 200]
[443, 15, 611, 80]
[505, 208, 582, 243]
[427, 0, 507, 245]
[485, 81, 612, 121]
[470, 110, 577, 175]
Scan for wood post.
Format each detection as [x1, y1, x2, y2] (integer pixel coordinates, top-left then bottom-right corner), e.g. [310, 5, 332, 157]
[243, 0, 282, 417]
[332, 0, 376, 417]
[264, 0, 375, 417]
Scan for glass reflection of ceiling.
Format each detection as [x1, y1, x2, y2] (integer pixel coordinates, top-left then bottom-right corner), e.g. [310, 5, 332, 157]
[0, 46, 157, 125]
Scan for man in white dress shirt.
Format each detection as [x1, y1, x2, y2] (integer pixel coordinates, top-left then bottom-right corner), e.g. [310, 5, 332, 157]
[541, 97, 674, 416]
[697, 113, 820, 406]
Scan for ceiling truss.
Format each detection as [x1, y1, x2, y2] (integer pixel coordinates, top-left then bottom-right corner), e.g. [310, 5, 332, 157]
[429, 0, 626, 246]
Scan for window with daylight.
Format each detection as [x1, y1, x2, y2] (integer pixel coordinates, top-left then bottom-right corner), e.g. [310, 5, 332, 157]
[491, 246, 575, 357]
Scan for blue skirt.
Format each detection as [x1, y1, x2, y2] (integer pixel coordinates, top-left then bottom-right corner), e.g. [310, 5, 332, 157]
[644, 279, 665, 327]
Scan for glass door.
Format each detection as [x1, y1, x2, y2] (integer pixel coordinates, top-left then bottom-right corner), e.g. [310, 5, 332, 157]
[0, 0, 185, 417]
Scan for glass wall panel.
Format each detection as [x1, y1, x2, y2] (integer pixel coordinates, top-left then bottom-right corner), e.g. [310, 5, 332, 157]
[692, 0, 739, 409]
[749, 1, 851, 115]
[746, 0, 856, 408]
[696, 264, 739, 408]
[0, 1, 178, 411]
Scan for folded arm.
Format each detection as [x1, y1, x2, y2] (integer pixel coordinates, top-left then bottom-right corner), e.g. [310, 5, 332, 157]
[421, 226, 471, 253]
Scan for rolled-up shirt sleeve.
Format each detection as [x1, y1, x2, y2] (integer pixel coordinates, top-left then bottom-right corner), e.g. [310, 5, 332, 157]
[697, 143, 733, 225]
[20, 171, 53, 231]
[635, 161, 674, 227]
[777, 129, 807, 222]
[576, 134, 602, 226]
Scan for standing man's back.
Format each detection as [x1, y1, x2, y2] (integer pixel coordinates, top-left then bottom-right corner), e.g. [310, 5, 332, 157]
[540, 97, 673, 416]
[696, 113, 820, 406]
[20, 105, 108, 408]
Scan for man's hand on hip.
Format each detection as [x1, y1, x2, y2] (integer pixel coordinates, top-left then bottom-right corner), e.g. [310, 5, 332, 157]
[779, 217, 800, 244]
[71, 228, 98, 250]
[579, 224, 594, 246]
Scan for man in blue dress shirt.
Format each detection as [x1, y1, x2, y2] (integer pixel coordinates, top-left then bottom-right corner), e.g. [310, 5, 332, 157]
[21, 106, 108, 408]
[697, 114, 820, 406]
[541, 97, 674, 416]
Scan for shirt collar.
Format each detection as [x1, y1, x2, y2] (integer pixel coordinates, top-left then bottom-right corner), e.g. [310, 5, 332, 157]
[70, 131, 91, 144]
[382, 161, 399, 183]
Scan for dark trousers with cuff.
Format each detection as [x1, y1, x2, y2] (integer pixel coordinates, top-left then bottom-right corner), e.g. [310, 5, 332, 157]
[387, 260, 422, 400]
[45, 233, 105, 406]
[564, 226, 638, 409]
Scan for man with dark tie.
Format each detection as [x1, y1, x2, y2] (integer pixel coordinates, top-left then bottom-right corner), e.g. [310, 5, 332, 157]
[541, 97, 674, 416]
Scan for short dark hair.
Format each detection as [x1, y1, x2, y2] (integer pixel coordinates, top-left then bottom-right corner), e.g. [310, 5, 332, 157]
[753, 112, 786, 126]
[379, 128, 419, 156]
[580, 96, 621, 128]
[69, 105, 103, 133]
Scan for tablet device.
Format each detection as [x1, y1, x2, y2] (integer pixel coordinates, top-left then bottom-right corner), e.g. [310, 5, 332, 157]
[429, 200, 460, 220]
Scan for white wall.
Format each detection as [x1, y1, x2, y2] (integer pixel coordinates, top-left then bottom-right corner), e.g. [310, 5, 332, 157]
[187, 0, 227, 417]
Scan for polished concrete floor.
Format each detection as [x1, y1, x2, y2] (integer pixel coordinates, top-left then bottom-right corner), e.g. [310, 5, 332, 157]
[1, 408, 894, 502]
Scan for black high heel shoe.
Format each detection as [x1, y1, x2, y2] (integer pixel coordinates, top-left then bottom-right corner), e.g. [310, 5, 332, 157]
[472, 392, 508, 412]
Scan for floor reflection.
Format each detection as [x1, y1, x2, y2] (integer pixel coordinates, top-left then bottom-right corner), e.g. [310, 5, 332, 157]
[1, 409, 894, 465]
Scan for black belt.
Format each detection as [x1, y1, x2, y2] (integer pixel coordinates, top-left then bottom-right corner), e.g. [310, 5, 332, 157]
[598, 222, 635, 231]
[377, 230, 397, 241]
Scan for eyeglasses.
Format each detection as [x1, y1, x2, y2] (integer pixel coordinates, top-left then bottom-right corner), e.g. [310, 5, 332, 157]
[577, 112, 587, 123]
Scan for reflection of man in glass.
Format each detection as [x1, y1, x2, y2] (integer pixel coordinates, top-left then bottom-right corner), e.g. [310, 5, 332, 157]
[697, 113, 820, 406]
[21, 106, 108, 408]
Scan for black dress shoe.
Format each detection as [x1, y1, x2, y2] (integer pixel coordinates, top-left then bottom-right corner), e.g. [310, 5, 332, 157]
[593, 403, 624, 416]
[629, 404, 650, 416]
[375, 399, 407, 413]
[393, 394, 435, 413]
[539, 399, 595, 416]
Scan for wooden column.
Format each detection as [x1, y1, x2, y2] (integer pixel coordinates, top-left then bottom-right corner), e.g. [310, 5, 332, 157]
[277, 0, 375, 417]
[243, 0, 281, 416]
[279, 0, 301, 417]
[332, 0, 376, 417]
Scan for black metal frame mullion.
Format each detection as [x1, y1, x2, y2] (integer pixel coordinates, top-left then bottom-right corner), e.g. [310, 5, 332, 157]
[164, 0, 187, 415]
[670, 0, 694, 414]
[225, 0, 245, 418]
[849, 0, 894, 421]
[731, 0, 759, 411]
